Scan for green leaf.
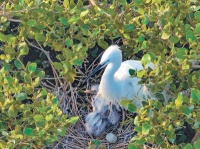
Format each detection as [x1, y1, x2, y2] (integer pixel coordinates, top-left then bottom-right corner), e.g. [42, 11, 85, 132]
[128, 143, 138, 149]
[128, 103, 137, 112]
[138, 8, 144, 14]
[28, 63, 37, 73]
[97, 39, 108, 49]
[38, 130, 45, 137]
[5, 76, 13, 85]
[57, 127, 67, 136]
[129, 69, 136, 76]
[195, 24, 200, 35]
[14, 60, 23, 69]
[81, 24, 89, 35]
[36, 70, 45, 78]
[194, 139, 200, 149]
[18, 42, 29, 57]
[186, 30, 196, 42]
[134, 126, 142, 133]
[68, 16, 78, 24]
[191, 88, 200, 101]
[72, 58, 82, 66]
[141, 54, 151, 66]
[63, 0, 69, 8]
[184, 143, 193, 149]
[23, 128, 35, 136]
[0, 33, 6, 42]
[19, 0, 24, 5]
[53, 62, 63, 70]
[184, 107, 191, 115]
[161, 32, 170, 39]
[33, 115, 44, 122]
[175, 93, 183, 107]
[138, 36, 144, 42]
[45, 135, 58, 144]
[142, 122, 151, 134]
[65, 38, 73, 47]
[124, 24, 135, 32]
[144, 0, 151, 3]
[91, 29, 100, 37]
[3, 63, 10, 71]
[133, 0, 142, 5]
[45, 114, 53, 121]
[33, 77, 40, 87]
[120, 99, 132, 107]
[185, 24, 191, 31]
[124, 33, 130, 39]
[8, 105, 17, 117]
[36, 106, 47, 113]
[136, 138, 146, 145]
[58, 17, 69, 26]
[16, 92, 27, 101]
[35, 33, 45, 42]
[155, 135, 164, 145]
[148, 52, 156, 62]
[137, 70, 145, 78]
[91, 139, 101, 146]
[142, 40, 147, 49]
[52, 97, 58, 104]
[194, 122, 200, 129]
[27, 19, 37, 27]
[80, 10, 89, 17]
[2, 131, 9, 136]
[154, 100, 162, 110]
[169, 35, 179, 44]
[24, 74, 32, 83]
[194, 11, 200, 21]
[69, 116, 79, 124]
[38, 88, 47, 96]
[64, 68, 76, 82]
[175, 48, 187, 61]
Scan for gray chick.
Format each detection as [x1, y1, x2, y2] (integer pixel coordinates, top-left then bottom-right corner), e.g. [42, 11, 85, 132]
[85, 84, 121, 136]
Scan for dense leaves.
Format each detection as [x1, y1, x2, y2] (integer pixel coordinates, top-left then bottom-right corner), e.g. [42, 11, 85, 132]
[1, 0, 200, 148]
[0, 60, 74, 148]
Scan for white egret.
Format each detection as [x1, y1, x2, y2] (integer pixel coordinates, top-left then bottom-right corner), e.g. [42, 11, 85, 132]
[84, 45, 155, 108]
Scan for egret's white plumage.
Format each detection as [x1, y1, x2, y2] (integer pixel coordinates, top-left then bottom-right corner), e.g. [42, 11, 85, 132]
[85, 45, 155, 108]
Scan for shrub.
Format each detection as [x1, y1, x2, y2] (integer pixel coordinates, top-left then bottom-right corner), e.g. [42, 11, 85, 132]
[1, 0, 200, 148]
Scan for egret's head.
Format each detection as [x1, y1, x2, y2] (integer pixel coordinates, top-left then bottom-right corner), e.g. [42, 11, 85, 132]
[100, 45, 122, 66]
[84, 45, 122, 83]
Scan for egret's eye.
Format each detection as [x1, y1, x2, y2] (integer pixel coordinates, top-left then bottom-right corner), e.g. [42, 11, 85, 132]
[101, 60, 109, 67]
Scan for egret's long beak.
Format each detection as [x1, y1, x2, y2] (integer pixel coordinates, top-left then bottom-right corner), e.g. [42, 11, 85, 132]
[83, 63, 104, 83]
[83, 60, 110, 83]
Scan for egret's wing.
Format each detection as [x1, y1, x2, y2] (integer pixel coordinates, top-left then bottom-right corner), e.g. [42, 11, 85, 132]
[114, 60, 155, 102]
[115, 60, 154, 80]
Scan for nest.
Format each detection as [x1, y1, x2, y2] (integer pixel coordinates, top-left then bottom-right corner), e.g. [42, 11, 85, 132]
[41, 50, 137, 149]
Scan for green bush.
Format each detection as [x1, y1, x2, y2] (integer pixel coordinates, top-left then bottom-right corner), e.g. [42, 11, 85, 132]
[0, 61, 78, 148]
[1, 0, 200, 148]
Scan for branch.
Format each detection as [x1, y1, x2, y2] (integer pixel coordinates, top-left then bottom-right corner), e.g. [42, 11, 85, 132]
[8, 18, 22, 23]
[25, 39, 63, 87]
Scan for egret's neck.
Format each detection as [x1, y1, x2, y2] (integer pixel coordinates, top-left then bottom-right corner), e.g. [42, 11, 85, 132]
[102, 62, 120, 80]
[99, 62, 122, 103]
